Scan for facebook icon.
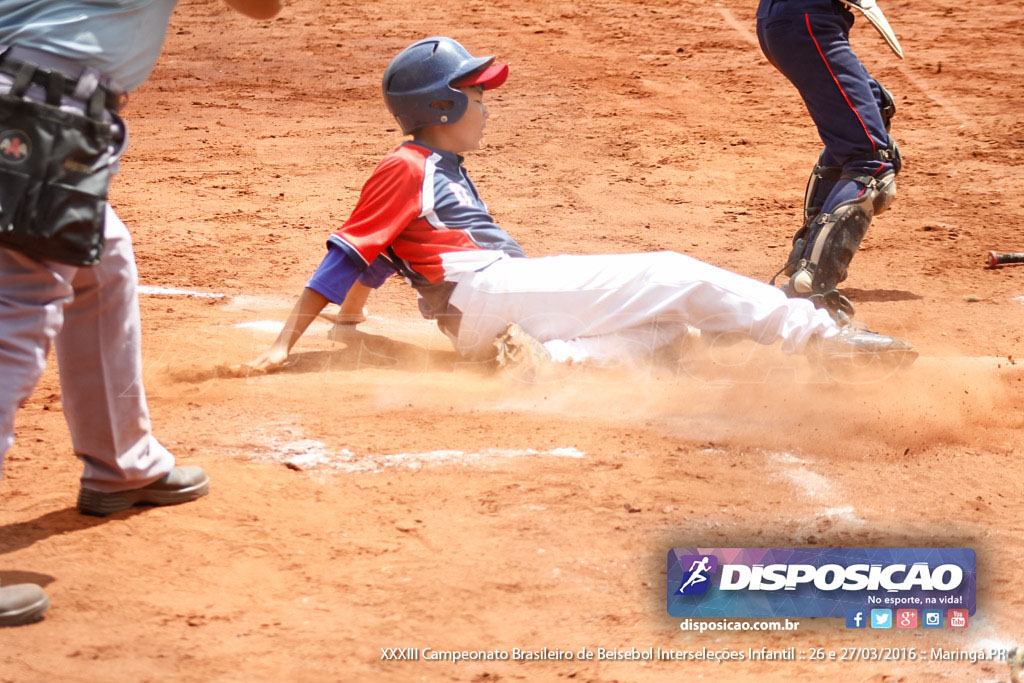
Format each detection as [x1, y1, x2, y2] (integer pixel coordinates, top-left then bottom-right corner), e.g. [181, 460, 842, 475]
[845, 609, 867, 629]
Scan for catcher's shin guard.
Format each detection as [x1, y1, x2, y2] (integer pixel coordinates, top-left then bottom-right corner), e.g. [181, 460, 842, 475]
[788, 169, 896, 295]
[885, 134, 902, 175]
[773, 152, 844, 289]
[876, 80, 896, 132]
[801, 151, 843, 228]
[788, 130, 900, 277]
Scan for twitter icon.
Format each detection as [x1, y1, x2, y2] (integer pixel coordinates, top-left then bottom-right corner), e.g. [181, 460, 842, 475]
[871, 609, 893, 629]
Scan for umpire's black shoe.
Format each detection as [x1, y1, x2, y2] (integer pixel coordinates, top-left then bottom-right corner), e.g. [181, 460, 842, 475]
[77, 466, 210, 517]
[0, 584, 49, 627]
[812, 325, 918, 371]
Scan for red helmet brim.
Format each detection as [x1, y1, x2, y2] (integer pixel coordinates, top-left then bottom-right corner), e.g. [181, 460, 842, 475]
[452, 63, 508, 91]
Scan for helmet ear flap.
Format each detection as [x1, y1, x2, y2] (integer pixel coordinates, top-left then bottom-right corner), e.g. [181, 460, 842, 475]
[429, 99, 455, 124]
[382, 36, 494, 135]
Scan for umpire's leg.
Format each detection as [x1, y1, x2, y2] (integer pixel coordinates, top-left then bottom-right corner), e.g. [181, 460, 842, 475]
[55, 206, 174, 492]
[0, 248, 75, 476]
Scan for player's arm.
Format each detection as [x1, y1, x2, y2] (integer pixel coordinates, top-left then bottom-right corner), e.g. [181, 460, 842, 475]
[242, 154, 418, 373]
[244, 244, 362, 372]
[221, 0, 282, 19]
[333, 282, 372, 325]
[326, 257, 394, 325]
[247, 287, 330, 372]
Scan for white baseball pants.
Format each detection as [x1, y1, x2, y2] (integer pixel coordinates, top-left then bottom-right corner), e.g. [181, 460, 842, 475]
[448, 251, 838, 361]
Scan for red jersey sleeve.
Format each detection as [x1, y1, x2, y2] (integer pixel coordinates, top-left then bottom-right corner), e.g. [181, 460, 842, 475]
[330, 150, 424, 265]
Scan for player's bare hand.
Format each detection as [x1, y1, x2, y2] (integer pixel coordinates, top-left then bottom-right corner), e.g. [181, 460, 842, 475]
[249, 345, 291, 372]
[218, 345, 290, 377]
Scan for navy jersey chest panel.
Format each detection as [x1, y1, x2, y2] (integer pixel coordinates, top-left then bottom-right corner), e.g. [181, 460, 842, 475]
[417, 145, 526, 258]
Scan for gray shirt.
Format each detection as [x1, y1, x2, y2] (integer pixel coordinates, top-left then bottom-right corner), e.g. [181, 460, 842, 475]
[0, 0, 179, 91]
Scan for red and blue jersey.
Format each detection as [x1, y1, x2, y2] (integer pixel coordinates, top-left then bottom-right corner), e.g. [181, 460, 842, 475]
[324, 141, 526, 317]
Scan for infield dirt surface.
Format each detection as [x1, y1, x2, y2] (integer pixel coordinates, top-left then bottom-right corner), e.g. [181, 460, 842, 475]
[2, 0, 1024, 681]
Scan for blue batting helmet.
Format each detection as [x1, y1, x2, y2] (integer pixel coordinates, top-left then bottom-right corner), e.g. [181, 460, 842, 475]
[382, 37, 507, 135]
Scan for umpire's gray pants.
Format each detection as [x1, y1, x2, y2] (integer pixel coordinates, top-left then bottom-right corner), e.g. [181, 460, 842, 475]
[0, 206, 174, 492]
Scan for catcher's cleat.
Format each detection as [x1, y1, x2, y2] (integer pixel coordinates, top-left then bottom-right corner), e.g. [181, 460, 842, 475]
[77, 466, 210, 517]
[0, 584, 49, 627]
[779, 282, 856, 325]
[808, 288, 856, 326]
[810, 324, 917, 374]
[494, 322, 552, 383]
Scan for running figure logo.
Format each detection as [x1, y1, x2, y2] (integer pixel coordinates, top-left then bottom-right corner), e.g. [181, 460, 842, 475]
[676, 554, 718, 595]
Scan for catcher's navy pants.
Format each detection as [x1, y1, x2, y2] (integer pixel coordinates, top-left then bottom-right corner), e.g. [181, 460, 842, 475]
[756, 0, 893, 213]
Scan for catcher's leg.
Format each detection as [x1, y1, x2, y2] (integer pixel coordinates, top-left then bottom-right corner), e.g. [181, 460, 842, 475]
[785, 160, 897, 298]
[761, 10, 902, 319]
[775, 97, 902, 319]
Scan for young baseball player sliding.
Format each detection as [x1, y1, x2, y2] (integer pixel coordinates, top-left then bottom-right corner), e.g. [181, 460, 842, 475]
[242, 36, 916, 377]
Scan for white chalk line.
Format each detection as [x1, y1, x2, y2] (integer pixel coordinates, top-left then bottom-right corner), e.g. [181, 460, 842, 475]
[767, 451, 867, 528]
[138, 288, 299, 310]
[896, 66, 977, 134]
[768, 452, 836, 501]
[768, 452, 1018, 652]
[138, 288, 309, 311]
[233, 314, 439, 337]
[136, 286, 442, 338]
[717, 8, 758, 46]
[253, 436, 585, 474]
[138, 285, 225, 299]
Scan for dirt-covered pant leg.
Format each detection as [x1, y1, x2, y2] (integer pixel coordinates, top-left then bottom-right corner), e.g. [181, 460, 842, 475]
[449, 251, 838, 360]
[0, 205, 174, 491]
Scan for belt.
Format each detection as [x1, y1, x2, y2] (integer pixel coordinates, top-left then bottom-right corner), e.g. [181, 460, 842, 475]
[0, 44, 126, 114]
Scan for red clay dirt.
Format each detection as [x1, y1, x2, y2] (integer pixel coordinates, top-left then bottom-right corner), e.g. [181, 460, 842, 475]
[2, 0, 1023, 681]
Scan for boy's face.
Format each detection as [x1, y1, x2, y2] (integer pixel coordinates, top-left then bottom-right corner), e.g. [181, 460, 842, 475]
[419, 86, 489, 154]
[452, 86, 489, 152]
